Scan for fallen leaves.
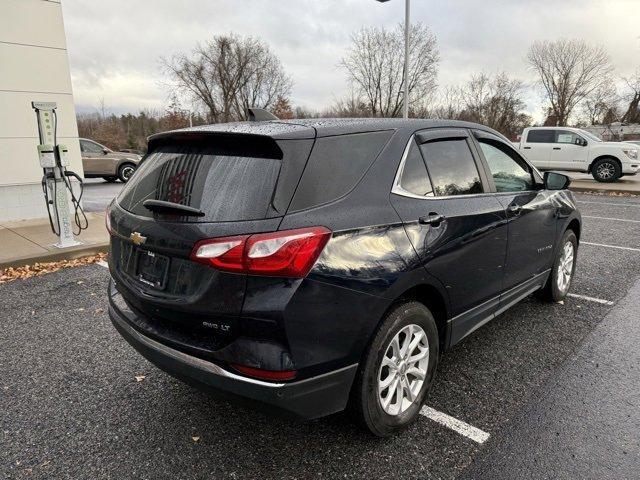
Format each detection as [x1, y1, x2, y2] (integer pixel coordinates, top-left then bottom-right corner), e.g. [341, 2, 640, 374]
[192, 436, 201, 443]
[135, 375, 146, 382]
[0, 253, 107, 284]
[574, 190, 640, 197]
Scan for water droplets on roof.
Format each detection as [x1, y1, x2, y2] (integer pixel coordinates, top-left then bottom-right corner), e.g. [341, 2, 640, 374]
[152, 117, 503, 141]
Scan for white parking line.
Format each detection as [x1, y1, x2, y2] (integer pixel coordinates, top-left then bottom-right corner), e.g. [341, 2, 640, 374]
[96, 260, 109, 268]
[583, 215, 640, 223]
[420, 406, 490, 444]
[567, 293, 614, 306]
[581, 242, 640, 253]
[577, 200, 640, 208]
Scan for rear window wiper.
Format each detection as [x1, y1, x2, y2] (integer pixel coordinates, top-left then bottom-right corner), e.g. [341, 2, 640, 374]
[142, 199, 205, 217]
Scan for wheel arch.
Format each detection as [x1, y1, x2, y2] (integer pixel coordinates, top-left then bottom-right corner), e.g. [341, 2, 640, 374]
[117, 159, 136, 171]
[392, 284, 449, 352]
[588, 155, 621, 174]
[566, 218, 581, 243]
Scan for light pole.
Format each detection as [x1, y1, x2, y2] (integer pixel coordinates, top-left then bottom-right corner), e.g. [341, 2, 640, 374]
[376, 0, 410, 118]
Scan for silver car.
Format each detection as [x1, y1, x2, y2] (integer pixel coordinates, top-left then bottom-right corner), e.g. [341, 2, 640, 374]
[79, 138, 141, 182]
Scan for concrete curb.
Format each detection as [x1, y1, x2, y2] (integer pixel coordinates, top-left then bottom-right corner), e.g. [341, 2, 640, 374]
[0, 242, 109, 270]
[570, 186, 640, 196]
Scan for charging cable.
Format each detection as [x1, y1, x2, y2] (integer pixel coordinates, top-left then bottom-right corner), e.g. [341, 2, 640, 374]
[41, 110, 89, 236]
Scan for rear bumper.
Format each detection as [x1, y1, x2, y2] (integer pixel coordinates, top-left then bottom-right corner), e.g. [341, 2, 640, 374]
[109, 289, 358, 420]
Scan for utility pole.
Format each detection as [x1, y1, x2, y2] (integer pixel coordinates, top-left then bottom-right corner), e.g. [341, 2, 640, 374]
[376, 0, 411, 118]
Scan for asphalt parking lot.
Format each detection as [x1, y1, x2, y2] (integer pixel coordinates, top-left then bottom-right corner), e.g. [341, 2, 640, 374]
[2, 192, 639, 479]
[81, 178, 124, 213]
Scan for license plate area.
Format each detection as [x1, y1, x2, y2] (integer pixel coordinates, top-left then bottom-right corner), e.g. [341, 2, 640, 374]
[135, 249, 170, 290]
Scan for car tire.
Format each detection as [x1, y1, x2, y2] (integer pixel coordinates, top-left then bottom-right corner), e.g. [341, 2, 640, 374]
[118, 163, 136, 183]
[349, 301, 439, 437]
[537, 229, 578, 302]
[103, 176, 118, 183]
[591, 158, 621, 182]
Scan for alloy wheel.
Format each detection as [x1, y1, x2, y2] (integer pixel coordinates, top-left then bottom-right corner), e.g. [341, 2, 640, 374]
[557, 240, 574, 293]
[120, 165, 135, 181]
[377, 324, 429, 416]
[596, 162, 615, 180]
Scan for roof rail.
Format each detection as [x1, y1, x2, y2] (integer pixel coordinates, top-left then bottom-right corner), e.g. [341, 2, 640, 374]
[247, 108, 279, 122]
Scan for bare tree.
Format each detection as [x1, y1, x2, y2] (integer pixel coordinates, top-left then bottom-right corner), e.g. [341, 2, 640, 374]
[580, 79, 619, 125]
[526, 39, 613, 126]
[621, 69, 640, 124]
[424, 73, 531, 139]
[162, 34, 292, 123]
[456, 72, 532, 138]
[339, 23, 439, 117]
[422, 86, 462, 120]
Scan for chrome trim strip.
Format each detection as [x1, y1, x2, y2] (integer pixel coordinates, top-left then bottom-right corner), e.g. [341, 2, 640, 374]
[112, 310, 287, 388]
[391, 136, 436, 200]
[111, 300, 360, 389]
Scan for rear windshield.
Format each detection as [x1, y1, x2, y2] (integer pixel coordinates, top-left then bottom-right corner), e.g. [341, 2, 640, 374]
[117, 139, 286, 222]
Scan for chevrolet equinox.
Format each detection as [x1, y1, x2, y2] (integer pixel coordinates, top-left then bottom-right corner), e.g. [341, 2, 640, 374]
[107, 118, 581, 436]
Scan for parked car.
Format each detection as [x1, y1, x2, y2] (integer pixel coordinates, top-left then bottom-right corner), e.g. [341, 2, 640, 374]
[79, 138, 141, 182]
[516, 127, 639, 182]
[106, 118, 581, 436]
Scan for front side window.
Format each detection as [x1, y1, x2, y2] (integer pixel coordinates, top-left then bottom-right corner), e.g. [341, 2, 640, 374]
[80, 140, 102, 153]
[81, 140, 104, 154]
[555, 130, 582, 145]
[479, 141, 534, 192]
[399, 141, 433, 196]
[526, 130, 554, 143]
[419, 140, 483, 196]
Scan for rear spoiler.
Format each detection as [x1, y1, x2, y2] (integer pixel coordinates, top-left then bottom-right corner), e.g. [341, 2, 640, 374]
[145, 130, 285, 160]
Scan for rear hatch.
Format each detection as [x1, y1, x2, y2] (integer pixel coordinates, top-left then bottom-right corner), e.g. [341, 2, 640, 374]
[108, 129, 314, 352]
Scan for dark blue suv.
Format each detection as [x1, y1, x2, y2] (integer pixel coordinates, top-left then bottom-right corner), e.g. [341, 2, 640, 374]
[107, 118, 581, 436]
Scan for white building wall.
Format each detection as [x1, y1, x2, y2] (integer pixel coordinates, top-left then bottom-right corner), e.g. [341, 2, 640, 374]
[0, 0, 82, 222]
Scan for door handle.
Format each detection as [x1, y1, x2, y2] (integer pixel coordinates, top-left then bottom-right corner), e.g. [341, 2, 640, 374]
[553, 147, 561, 150]
[523, 146, 531, 150]
[419, 213, 445, 226]
[508, 204, 522, 215]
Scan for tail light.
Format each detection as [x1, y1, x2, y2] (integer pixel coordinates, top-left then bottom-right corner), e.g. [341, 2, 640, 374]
[190, 226, 331, 278]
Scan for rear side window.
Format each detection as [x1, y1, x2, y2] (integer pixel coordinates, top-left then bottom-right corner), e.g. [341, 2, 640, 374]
[419, 140, 483, 196]
[399, 141, 433, 196]
[526, 130, 554, 143]
[289, 131, 392, 212]
[117, 141, 282, 222]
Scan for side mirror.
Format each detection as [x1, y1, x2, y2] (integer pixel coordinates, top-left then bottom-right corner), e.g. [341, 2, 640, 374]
[102, 148, 110, 154]
[576, 137, 587, 147]
[544, 171, 570, 190]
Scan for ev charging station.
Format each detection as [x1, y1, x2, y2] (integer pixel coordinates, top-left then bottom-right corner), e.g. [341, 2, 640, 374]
[32, 101, 87, 248]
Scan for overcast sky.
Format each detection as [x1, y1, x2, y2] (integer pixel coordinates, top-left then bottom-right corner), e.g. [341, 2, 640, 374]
[61, 0, 640, 121]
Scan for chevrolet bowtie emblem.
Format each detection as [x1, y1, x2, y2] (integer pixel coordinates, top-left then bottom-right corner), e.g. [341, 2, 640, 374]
[130, 231, 147, 245]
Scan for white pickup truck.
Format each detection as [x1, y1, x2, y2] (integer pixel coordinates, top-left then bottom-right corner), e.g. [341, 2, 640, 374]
[516, 127, 640, 182]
